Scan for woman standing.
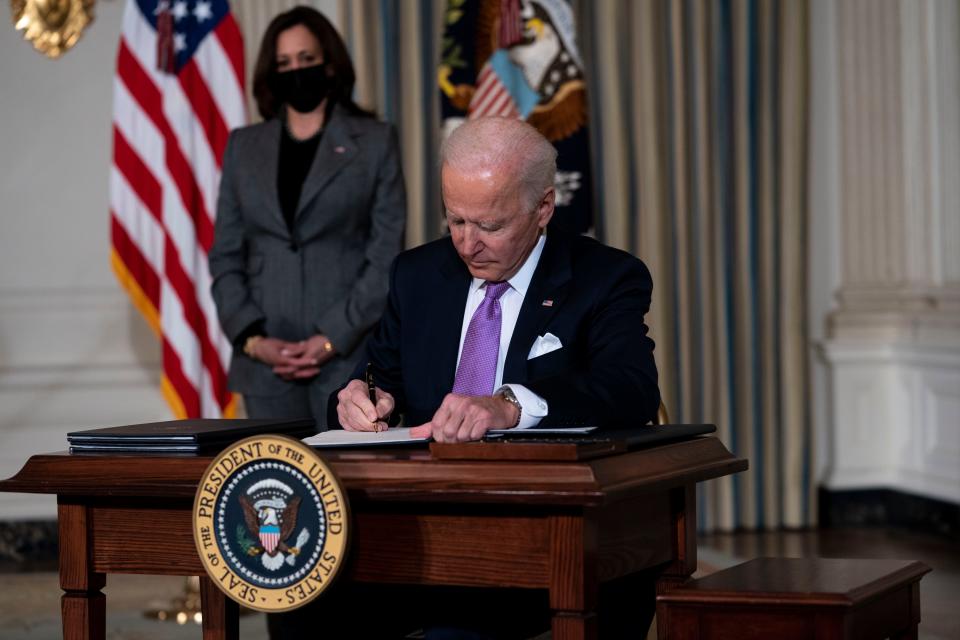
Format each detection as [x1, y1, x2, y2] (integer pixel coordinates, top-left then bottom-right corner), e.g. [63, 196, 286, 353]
[210, 6, 406, 427]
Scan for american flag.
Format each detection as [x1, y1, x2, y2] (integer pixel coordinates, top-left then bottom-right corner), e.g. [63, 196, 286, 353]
[109, 0, 246, 418]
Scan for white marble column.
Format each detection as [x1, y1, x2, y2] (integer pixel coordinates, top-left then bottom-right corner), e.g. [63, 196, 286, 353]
[813, 0, 960, 504]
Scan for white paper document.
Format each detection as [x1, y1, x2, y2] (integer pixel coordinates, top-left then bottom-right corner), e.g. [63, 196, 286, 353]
[303, 427, 431, 448]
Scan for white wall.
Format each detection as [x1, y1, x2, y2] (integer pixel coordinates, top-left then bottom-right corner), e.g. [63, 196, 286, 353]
[0, 1, 342, 519]
[0, 2, 172, 519]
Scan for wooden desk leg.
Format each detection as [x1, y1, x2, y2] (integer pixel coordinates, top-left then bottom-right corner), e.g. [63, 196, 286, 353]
[200, 577, 239, 640]
[552, 612, 598, 639]
[62, 591, 105, 640]
[657, 485, 698, 640]
[893, 580, 920, 640]
[549, 514, 598, 640]
[894, 581, 923, 640]
[58, 502, 106, 640]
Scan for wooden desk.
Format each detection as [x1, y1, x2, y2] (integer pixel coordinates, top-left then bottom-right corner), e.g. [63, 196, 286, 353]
[0, 436, 745, 640]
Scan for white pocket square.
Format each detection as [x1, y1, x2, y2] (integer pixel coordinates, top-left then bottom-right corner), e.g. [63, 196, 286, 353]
[528, 332, 563, 360]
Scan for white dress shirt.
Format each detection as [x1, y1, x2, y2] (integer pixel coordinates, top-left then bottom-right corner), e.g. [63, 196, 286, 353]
[454, 234, 549, 428]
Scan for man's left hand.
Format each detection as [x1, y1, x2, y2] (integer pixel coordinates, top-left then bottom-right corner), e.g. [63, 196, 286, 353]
[409, 393, 519, 442]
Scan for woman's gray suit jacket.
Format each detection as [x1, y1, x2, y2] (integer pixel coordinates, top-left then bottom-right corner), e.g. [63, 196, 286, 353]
[209, 105, 406, 419]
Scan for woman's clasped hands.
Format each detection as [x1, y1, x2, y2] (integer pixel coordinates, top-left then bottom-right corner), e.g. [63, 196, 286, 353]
[248, 334, 336, 380]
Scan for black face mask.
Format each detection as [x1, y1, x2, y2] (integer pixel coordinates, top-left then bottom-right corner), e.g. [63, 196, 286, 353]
[272, 64, 331, 114]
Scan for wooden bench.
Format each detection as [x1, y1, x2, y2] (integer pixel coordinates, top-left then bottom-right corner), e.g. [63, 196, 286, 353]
[656, 557, 931, 639]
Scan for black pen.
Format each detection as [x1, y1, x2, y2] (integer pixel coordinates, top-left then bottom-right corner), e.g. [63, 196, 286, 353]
[365, 362, 381, 432]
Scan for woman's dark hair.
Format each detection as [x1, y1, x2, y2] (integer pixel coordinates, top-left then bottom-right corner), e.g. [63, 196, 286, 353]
[252, 6, 373, 120]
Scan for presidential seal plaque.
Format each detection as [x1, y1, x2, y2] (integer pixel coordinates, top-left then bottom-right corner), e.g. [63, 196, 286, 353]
[193, 435, 349, 612]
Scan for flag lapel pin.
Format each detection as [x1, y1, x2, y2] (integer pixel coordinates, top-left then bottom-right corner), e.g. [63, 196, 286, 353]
[542, 299, 553, 307]
[334, 146, 346, 154]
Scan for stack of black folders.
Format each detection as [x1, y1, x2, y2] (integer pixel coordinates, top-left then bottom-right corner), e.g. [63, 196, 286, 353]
[67, 418, 316, 454]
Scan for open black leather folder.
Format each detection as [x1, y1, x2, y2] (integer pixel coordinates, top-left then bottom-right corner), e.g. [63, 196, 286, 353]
[67, 418, 316, 453]
[483, 424, 716, 447]
[432, 424, 717, 461]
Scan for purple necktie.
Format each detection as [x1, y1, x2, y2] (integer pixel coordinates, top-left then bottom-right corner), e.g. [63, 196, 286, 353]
[452, 281, 511, 396]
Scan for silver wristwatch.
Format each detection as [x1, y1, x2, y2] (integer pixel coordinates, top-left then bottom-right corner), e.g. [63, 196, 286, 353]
[495, 386, 522, 428]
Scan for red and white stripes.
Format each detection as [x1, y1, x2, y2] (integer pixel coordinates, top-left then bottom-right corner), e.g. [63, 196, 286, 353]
[110, 0, 245, 418]
[468, 64, 521, 119]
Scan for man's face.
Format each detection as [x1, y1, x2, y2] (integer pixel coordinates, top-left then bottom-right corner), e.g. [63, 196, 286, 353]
[442, 164, 554, 282]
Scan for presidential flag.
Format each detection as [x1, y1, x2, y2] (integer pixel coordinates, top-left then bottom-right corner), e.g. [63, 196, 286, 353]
[109, 0, 246, 418]
[439, 0, 593, 233]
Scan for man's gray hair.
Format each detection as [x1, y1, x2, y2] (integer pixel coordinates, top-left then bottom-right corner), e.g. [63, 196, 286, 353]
[441, 117, 557, 211]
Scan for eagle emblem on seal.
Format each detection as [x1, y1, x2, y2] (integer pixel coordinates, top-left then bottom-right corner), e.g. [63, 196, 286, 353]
[237, 479, 310, 571]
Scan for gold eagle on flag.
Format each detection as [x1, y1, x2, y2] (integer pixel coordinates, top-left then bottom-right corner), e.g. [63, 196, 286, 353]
[440, 0, 587, 142]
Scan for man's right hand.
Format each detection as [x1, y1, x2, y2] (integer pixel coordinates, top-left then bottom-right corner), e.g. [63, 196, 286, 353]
[336, 379, 394, 431]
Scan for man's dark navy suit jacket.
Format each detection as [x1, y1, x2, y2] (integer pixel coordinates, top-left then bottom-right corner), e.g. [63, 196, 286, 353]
[328, 228, 660, 429]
